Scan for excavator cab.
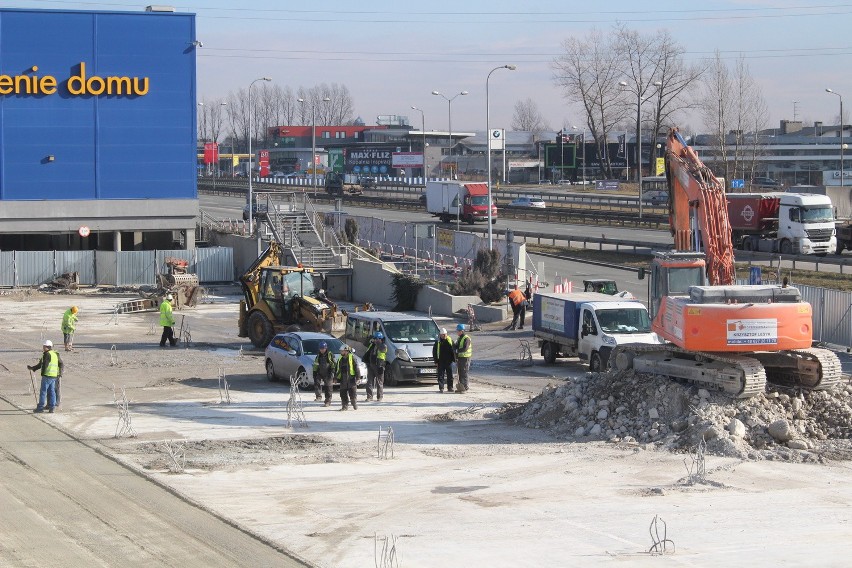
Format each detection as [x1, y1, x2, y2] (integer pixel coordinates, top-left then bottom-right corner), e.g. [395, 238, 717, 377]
[647, 252, 707, 320]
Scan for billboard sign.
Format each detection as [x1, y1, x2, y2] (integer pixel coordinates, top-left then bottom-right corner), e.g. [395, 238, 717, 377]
[203, 142, 219, 165]
[392, 152, 423, 167]
[345, 147, 393, 174]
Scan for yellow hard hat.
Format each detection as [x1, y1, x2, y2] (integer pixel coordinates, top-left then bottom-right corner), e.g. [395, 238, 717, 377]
[71, 306, 79, 314]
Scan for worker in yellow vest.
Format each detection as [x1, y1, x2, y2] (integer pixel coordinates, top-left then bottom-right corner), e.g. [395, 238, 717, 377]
[159, 294, 177, 347]
[61, 305, 79, 351]
[335, 344, 361, 410]
[454, 324, 472, 393]
[364, 332, 388, 402]
[28, 340, 63, 413]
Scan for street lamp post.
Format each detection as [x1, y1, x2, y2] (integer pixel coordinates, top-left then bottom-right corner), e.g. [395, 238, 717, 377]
[619, 80, 661, 220]
[431, 90, 468, 180]
[571, 125, 586, 186]
[247, 77, 271, 236]
[411, 106, 426, 181]
[299, 96, 332, 196]
[486, 64, 517, 251]
[826, 88, 844, 187]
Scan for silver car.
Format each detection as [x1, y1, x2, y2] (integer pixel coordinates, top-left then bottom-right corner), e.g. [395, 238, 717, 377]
[264, 331, 367, 390]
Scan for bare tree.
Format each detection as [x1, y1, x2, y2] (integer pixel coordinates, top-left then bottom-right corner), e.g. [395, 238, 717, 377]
[511, 98, 551, 135]
[553, 29, 629, 178]
[700, 52, 768, 185]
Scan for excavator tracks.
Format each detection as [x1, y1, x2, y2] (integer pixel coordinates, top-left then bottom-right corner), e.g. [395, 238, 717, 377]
[750, 347, 844, 391]
[611, 344, 844, 398]
[611, 344, 767, 399]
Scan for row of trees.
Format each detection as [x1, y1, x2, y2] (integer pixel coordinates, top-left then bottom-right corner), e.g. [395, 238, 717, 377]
[544, 23, 768, 181]
[197, 83, 356, 153]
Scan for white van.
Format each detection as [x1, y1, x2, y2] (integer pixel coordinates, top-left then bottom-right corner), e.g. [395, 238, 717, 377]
[343, 311, 439, 385]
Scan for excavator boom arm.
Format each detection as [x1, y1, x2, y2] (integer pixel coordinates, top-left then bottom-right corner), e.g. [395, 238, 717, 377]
[665, 128, 735, 285]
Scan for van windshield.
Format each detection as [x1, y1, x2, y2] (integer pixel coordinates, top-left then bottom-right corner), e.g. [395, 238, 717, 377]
[382, 320, 439, 343]
[594, 308, 651, 334]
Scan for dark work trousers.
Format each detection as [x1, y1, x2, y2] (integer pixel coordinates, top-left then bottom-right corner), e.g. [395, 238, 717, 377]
[366, 365, 385, 401]
[314, 371, 332, 402]
[340, 375, 358, 409]
[160, 326, 176, 347]
[437, 361, 455, 392]
[510, 303, 526, 330]
[456, 357, 470, 391]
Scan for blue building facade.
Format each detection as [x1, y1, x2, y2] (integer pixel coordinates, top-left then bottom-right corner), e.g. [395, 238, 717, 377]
[0, 8, 198, 250]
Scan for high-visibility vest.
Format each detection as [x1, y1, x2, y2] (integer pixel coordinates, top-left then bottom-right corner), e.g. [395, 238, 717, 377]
[456, 334, 472, 358]
[337, 354, 355, 377]
[376, 343, 387, 362]
[44, 351, 60, 377]
[61, 309, 77, 333]
[159, 300, 175, 327]
[436, 337, 453, 358]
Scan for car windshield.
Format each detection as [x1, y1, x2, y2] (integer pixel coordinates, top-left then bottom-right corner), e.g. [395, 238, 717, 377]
[801, 206, 834, 223]
[281, 271, 315, 301]
[471, 196, 489, 206]
[301, 337, 343, 355]
[595, 308, 651, 334]
[382, 320, 439, 343]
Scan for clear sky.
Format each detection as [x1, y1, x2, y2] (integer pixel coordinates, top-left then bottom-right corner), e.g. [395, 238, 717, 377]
[5, 1, 852, 134]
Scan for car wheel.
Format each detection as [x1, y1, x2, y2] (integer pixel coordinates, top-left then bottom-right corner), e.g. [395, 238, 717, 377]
[542, 341, 556, 364]
[780, 239, 793, 255]
[589, 351, 603, 372]
[247, 311, 275, 348]
[266, 359, 277, 382]
[294, 367, 311, 391]
[491, 217, 497, 224]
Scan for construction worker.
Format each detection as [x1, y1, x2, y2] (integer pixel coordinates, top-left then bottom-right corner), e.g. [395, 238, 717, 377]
[508, 284, 527, 330]
[433, 327, 456, 393]
[312, 341, 335, 406]
[364, 332, 388, 402]
[335, 344, 361, 410]
[61, 305, 79, 351]
[454, 323, 472, 393]
[159, 293, 177, 347]
[28, 340, 63, 413]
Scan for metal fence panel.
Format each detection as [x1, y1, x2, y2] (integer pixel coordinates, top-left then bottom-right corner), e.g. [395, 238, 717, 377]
[55, 250, 96, 285]
[96, 251, 117, 286]
[194, 247, 234, 282]
[117, 251, 156, 286]
[16, 251, 55, 286]
[0, 252, 14, 287]
[798, 284, 852, 347]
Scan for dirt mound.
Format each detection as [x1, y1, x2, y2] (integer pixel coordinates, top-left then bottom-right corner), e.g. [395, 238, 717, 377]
[506, 370, 852, 462]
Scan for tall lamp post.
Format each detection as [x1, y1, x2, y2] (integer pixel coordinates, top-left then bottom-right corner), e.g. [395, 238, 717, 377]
[431, 90, 468, 179]
[619, 80, 661, 220]
[247, 77, 271, 236]
[486, 64, 517, 250]
[298, 96, 331, 196]
[411, 106, 426, 180]
[571, 125, 586, 186]
[826, 88, 844, 187]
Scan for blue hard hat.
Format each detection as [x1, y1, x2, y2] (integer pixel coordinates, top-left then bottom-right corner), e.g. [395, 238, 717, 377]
[374, 332, 384, 340]
[319, 341, 328, 349]
[456, 324, 465, 331]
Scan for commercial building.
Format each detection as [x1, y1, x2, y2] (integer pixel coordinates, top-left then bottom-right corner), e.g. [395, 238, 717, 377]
[0, 7, 198, 251]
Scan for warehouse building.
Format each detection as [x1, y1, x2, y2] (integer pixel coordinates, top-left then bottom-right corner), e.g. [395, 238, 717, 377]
[0, 7, 198, 251]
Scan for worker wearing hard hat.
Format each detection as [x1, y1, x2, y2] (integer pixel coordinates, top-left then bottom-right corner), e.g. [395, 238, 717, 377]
[364, 331, 388, 402]
[159, 294, 177, 347]
[61, 305, 79, 351]
[28, 340, 63, 413]
[335, 344, 361, 410]
[312, 341, 335, 406]
[454, 324, 472, 393]
[432, 327, 456, 393]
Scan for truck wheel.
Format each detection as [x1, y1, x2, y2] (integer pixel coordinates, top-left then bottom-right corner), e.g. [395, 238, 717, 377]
[247, 311, 275, 348]
[542, 341, 557, 364]
[589, 351, 604, 372]
[467, 214, 475, 225]
[742, 237, 753, 251]
[266, 359, 277, 382]
[490, 218, 497, 225]
[780, 240, 793, 255]
[441, 214, 450, 223]
[837, 242, 846, 255]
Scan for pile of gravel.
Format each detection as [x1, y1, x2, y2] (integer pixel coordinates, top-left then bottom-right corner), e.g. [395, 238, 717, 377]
[508, 370, 852, 462]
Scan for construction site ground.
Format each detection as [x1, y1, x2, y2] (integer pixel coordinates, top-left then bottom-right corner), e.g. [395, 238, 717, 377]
[2, 287, 852, 567]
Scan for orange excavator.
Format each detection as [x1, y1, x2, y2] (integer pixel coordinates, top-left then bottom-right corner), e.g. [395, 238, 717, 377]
[611, 128, 841, 397]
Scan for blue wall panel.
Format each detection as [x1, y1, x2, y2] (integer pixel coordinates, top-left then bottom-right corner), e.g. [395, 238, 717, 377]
[0, 9, 196, 201]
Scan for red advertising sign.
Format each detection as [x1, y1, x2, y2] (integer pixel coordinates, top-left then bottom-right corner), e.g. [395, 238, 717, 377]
[203, 142, 219, 165]
[259, 150, 270, 177]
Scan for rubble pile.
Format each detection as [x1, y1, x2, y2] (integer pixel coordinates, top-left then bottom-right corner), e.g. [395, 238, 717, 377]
[509, 370, 852, 461]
